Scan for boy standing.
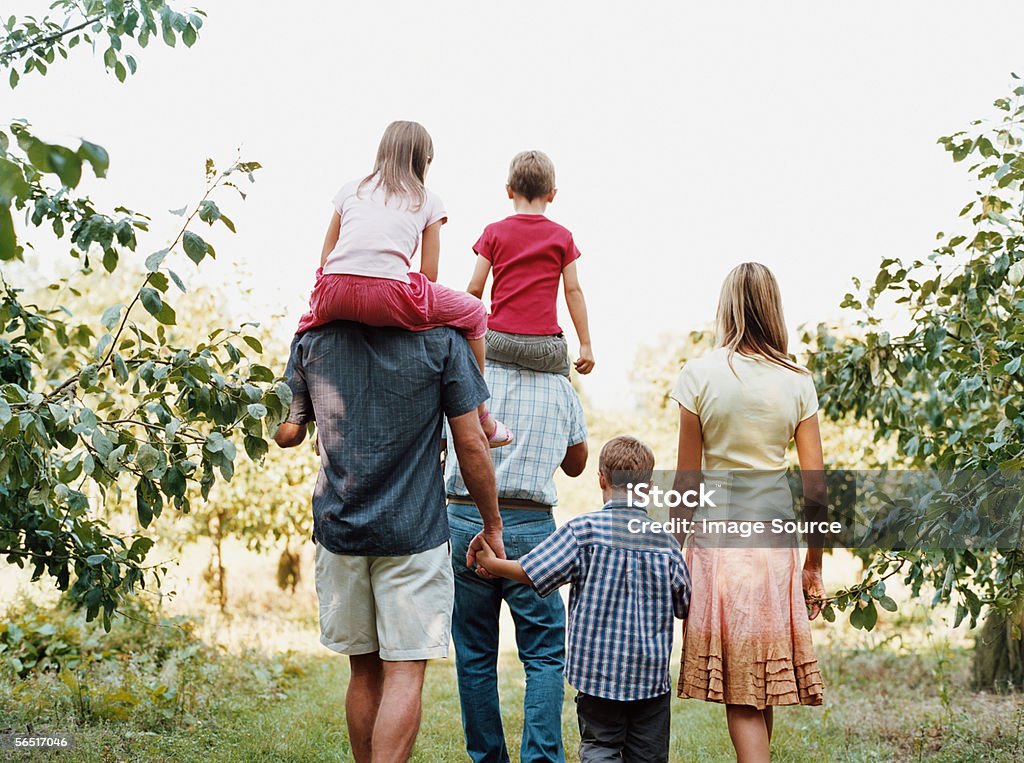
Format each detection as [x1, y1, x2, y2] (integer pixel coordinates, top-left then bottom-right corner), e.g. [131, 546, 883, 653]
[474, 436, 690, 763]
[468, 150, 595, 377]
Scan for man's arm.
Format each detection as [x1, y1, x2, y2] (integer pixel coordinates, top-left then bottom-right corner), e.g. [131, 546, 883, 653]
[448, 410, 505, 563]
[560, 441, 588, 477]
[275, 335, 314, 450]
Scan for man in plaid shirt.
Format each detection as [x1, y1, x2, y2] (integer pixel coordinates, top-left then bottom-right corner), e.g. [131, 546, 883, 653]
[474, 436, 691, 763]
[445, 360, 588, 762]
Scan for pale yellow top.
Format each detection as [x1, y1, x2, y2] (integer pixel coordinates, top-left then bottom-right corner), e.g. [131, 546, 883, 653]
[670, 347, 819, 471]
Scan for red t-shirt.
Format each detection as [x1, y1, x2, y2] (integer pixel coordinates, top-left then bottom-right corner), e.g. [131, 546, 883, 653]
[473, 214, 581, 335]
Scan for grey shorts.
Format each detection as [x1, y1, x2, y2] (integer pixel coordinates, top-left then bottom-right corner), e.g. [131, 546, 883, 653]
[485, 329, 571, 376]
[314, 541, 454, 661]
[576, 691, 671, 763]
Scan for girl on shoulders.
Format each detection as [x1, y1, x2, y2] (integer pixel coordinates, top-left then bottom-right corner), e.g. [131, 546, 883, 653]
[297, 120, 511, 446]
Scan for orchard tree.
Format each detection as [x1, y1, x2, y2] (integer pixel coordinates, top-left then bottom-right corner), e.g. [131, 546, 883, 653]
[807, 77, 1024, 690]
[1, 1, 290, 630]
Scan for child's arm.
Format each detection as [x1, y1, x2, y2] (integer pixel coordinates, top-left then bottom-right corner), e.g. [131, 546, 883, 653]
[319, 212, 342, 268]
[419, 221, 442, 282]
[562, 261, 594, 374]
[475, 537, 532, 585]
[466, 255, 491, 299]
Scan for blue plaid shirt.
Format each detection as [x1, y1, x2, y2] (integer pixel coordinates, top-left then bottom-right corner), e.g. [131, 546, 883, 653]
[519, 500, 691, 701]
[284, 322, 489, 557]
[445, 361, 587, 505]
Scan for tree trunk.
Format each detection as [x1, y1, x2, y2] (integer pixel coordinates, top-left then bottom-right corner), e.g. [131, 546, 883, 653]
[973, 600, 1024, 692]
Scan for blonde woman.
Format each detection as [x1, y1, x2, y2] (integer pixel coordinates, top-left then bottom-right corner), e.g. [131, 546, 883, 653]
[671, 262, 826, 763]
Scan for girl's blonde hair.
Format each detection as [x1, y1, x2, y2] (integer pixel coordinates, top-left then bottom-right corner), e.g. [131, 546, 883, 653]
[360, 121, 434, 210]
[715, 262, 805, 373]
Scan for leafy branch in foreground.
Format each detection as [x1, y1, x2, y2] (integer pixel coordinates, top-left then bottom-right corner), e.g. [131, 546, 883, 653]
[2, 1, 287, 631]
[807, 76, 1024, 685]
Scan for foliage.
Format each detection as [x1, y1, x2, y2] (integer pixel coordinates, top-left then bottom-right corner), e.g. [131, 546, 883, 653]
[807, 77, 1024, 634]
[1, 1, 203, 89]
[0, 595, 303, 728]
[0, 3, 290, 629]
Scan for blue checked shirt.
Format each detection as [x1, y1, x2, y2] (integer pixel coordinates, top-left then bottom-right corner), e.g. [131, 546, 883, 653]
[445, 361, 587, 505]
[519, 500, 691, 701]
[284, 322, 489, 557]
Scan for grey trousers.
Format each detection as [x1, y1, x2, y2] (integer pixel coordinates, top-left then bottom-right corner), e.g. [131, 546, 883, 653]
[576, 691, 671, 763]
[485, 329, 571, 376]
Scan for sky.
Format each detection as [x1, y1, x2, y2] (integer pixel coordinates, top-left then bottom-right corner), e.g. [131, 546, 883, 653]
[7, 0, 1024, 409]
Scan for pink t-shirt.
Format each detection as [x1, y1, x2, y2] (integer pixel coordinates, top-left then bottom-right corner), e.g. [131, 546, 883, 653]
[473, 214, 581, 335]
[322, 177, 447, 283]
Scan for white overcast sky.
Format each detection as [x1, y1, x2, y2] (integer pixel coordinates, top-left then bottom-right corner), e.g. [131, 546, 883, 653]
[8, 1, 1024, 408]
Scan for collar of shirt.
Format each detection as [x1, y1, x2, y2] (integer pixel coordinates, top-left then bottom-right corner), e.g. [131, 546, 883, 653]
[601, 498, 643, 511]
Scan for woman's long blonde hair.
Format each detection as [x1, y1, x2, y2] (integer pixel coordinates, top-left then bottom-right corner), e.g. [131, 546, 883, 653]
[715, 262, 805, 373]
[360, 120, 433, 210]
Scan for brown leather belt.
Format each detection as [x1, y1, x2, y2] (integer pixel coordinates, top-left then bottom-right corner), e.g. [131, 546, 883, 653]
[447, 495, 552, 512]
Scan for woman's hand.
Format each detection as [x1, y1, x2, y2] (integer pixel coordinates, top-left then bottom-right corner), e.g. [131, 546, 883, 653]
[802, 565, 825, 620]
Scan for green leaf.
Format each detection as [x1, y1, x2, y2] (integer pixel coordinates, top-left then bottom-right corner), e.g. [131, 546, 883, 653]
[0, 203, 18, 261]
[182, 231, 208, 264]
[154, 302, 176, 325]
[113, 353, 129, 383]
[100, 304, 124, 330]
[198, 200, 221, 224]
[139, 287, 163, 318]
[205, 432, 225, 453]
[86, 554, 107, 566]
[878, 596, 898, 612]
[862, 601, 878, 630]
[145, 248, 168, 272]
[47, 145, 83, 188]
[243, 336, 263, 353]
[168, 269, 187, 292]
[182, 24, 197, 47]
[0, 157, 31, 204]
[136, 444, 160, 473]
[247, 403, 268, 419]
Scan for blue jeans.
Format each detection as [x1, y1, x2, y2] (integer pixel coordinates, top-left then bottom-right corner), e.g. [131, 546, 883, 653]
[449, 503, 567, 763]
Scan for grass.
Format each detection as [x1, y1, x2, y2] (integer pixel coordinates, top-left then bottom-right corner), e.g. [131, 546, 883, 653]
[4, 639, 1024, 762]
[3, 543, 1024, 761]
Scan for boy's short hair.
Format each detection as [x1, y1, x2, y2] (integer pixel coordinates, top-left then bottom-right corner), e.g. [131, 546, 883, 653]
[507, 150, 556, 201]
[599, 436, 655, 488]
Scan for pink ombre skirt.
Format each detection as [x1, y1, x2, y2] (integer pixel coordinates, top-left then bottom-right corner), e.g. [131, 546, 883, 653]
[296, 269, 488, 340]
[678, 544, 825, 709]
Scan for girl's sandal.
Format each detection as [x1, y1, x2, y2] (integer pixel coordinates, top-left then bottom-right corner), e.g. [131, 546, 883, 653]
[480, 411, 513, 448]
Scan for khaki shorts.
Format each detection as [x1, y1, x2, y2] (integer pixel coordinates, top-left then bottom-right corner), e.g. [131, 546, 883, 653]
[314, 541, 454, 661]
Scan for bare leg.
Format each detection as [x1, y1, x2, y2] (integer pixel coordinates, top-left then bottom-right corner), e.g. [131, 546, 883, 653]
[347, 652, 385, 763]
[371, 659, 427, 763]
[725, 704, 770, 763]
[763, 707, 774, 741]
[468, 336, 500, 440]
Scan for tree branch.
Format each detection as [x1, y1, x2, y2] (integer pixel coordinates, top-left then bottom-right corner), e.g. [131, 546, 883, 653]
[0, 14, 104, 62]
